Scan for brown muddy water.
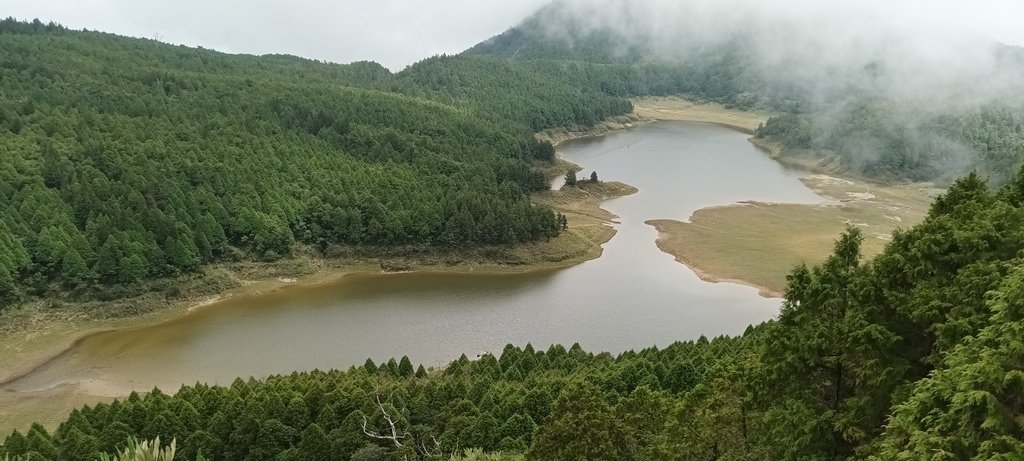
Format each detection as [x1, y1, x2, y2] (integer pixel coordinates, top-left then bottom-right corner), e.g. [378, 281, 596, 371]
[2, 122, 823, 400]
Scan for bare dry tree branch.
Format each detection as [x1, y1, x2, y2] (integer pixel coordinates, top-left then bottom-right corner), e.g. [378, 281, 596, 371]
[360, 394, 405, 448]
[418, 434, 443, 457]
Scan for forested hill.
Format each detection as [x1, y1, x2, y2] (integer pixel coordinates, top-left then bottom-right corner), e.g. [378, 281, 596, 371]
[4, 12, 1024, 461]
[6, 166, 1024, 460]
[0, 18, 651, 307]
[469, 0, 1024, 185]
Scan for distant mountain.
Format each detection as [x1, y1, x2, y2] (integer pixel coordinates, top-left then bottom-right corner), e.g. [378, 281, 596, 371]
[4, 11, 1024, 461]
[469, 0, 1024, 184]
[467, 1, 649, 63]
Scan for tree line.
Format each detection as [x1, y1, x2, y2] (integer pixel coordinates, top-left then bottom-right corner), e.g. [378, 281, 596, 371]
[6, 164, 1024, 459]
[756, 104, 1024, 185]
[0, 19, 614, 308]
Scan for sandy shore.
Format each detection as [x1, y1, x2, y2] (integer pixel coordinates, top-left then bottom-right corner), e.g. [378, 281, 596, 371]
[535, 113, 653, 146]
[534, 96, 767, 147]
[633, 96, 769, 133]
[621, 96, 937, 296]
[1, 95, 926, 432]
[0, 157, 637, 433]
[0, 96, 809, 389]
[652, 226, 784, 298]
[647, 175, 937, 296]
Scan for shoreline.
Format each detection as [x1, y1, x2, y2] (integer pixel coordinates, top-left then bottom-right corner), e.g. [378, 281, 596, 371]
[1, 95, 843, 432]
[0, 174, 638, 392]
[649, 221, 783, 298]
[632, 96, 768, 134]
[629, 96, 934, 297]
[535, 113, 654, 147]
[631, 95, 786, 297]
[534, 95, 767, 148]
[646, 174, 936, 296]
[0, 175, 638, 434]
[2, 96, 767, 389]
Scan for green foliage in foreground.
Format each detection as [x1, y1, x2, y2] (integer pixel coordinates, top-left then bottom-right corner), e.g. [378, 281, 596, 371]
[449, 449, 523, 461]
[96, 438, 195, 461]
[6, 167, 1024, 460]
[4, 437, 202, 461]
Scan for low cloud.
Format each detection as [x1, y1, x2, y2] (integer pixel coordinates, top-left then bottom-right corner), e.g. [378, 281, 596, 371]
[5, 0, 550, 70]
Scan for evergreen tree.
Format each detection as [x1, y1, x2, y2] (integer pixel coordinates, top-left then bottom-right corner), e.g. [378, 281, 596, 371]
[870, 266, 1024, 459]
[94, 236, 123, 284]
[759, 228, 875, 459]
[60, 249, 90, 287]
[119, 253, 149, 285]
[294, 424, 332, 461]
[564, 171, 577, 187]
[528, 381, 632, 461]
[56, 429, 100, 461]
[0, 266, 18, 306]
[398, 356, 414, 378]
[164, 237, 198, 273]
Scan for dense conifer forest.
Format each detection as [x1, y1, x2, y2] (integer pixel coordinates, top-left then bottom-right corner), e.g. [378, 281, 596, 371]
[4, 4, 1024, 459]
[7, 8, 1023, 305]
[0, 19, 638, 307]
[0, 12, 832, 308]
[5, 167, 1024, 459]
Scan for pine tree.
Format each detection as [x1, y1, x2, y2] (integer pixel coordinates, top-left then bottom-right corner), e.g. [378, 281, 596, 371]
[294, 424, 331, 461]
[61, 249, 90, 286]
[164, 236, 198, 273]
[0, 266, 17, 306]
[528, 381, 633, 461]
[363, 358, 378, 374]
[870, 266, 1024, 459]
[94, 235, 123, 284]
[398, 356, 414, 378]
[119, 253, 149, 285]
[56, 429, 100, 461]
[564, 170, 577, 186]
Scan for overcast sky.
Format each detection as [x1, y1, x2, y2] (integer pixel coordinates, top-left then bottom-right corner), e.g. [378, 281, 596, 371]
[6, 0, 1024, 71]
[4, 0, 550, 70]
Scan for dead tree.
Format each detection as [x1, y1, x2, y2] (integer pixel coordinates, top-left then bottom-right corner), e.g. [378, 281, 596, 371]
[361, 393, 447, 460]
[361, 395, 405, 448]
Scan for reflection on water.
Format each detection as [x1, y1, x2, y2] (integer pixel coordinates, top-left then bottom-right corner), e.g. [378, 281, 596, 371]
[5, 122, 822, 395]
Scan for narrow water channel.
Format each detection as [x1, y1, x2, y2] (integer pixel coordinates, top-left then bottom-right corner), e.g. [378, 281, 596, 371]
[4, 122, 823, 396]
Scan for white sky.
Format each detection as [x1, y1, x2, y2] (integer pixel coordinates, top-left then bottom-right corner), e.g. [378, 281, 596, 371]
[4, 0, 1024, 71]
[3, 0, 550, 70]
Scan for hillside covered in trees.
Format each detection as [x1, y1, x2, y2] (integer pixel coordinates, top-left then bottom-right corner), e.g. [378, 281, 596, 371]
[5, 165, 1024, 459]
[5, 3, 1024, 459]
[7, 2, 1024, 309]
[0, 18, 660, 308]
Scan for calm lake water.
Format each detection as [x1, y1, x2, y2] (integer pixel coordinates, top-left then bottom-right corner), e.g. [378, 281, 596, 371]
[5, 122, 823, 395]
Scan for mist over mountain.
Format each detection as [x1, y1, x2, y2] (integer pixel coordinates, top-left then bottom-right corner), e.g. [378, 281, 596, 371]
[470, 0, 1024, 183]
[4, 3, 1024, 460]
[473, 0, 1024, 102]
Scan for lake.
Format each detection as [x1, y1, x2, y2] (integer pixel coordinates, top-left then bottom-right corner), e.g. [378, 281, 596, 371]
[3, 122, 823, 396]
